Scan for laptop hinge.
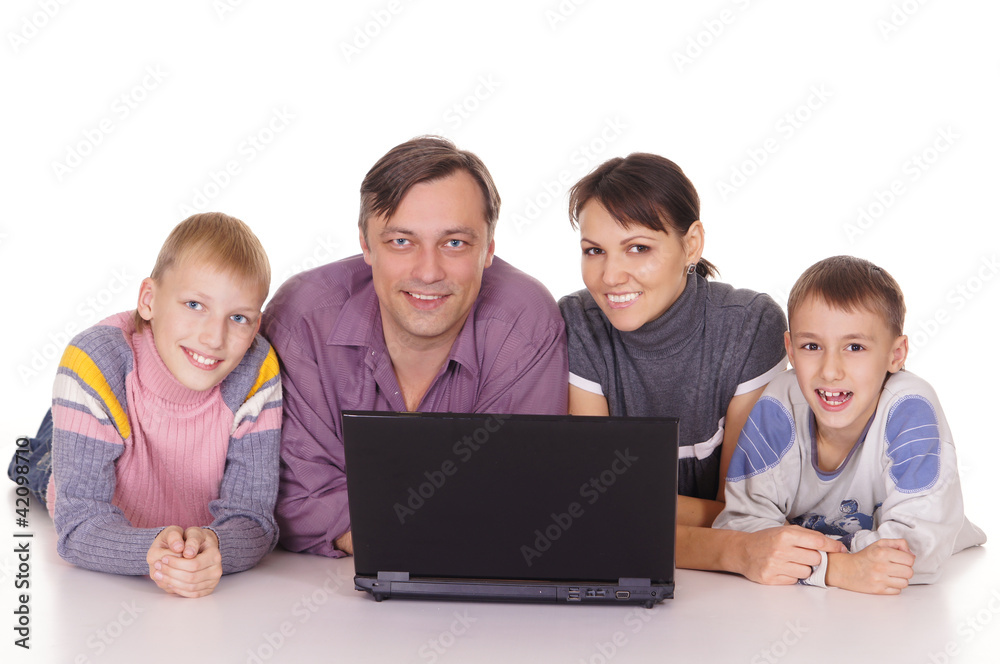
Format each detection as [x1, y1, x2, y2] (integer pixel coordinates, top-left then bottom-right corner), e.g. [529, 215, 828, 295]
[618, 577, 651, 587]
[377, 571, 410, 582]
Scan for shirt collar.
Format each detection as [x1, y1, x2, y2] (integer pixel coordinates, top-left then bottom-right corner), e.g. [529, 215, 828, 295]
[617, 271, 704, 357]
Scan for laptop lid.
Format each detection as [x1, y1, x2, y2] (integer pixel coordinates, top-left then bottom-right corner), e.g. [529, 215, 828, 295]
[343, 412, 678, 605]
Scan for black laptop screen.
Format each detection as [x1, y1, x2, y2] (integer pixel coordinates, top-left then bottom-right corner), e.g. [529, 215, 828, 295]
[343, 413, 677, 584]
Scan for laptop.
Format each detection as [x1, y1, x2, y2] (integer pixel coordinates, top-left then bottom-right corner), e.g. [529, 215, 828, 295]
[342, 411, 678, 607]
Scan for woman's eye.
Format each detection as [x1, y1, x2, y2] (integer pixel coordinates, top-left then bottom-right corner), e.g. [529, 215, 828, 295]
[802, 343, 819, 351]
[186, 301, 203, 311]
[847, 343, 864, 352]
[583, 247, 602, 256]
[627, 244, 650, 253]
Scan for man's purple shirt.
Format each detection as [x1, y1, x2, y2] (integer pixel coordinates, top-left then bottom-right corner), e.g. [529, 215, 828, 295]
[261, 254, 568, 557]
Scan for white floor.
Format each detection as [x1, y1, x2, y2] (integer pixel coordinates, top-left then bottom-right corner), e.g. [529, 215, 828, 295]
[5, 492, 997, 664]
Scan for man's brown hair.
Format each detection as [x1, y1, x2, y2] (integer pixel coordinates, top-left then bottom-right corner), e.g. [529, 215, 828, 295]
[358, 136, 501, 241]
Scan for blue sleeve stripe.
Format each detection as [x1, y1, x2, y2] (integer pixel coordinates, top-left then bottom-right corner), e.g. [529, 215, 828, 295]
[727, 397, 795, 482]
[885, 395, 941, 494]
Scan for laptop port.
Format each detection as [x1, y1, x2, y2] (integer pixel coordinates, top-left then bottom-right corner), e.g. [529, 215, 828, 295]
[615, 591, 630, 600]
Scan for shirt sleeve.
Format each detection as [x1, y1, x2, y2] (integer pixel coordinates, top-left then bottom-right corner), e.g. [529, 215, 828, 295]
[714, 397, 798, 528]
[733, 294, 788, 396]
[51, 342, 163, 575]
[559, 292, 607, 396]
[261, 312, 349, 558]
[849, 392, 985, 584]
[713, 396, 832, 587]
[206, 346, 283, 574]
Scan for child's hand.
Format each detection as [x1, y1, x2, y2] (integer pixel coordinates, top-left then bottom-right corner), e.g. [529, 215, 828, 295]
[737, 525, 848, 585]
[146, 526, 223, 598]
[827, 538, 915, 595]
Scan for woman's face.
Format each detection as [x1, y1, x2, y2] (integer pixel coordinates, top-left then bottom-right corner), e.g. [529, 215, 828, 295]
[579, 200, 702, 332]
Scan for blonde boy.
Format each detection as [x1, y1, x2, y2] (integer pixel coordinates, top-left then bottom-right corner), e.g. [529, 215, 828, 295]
[8, 212, 281, 598]
[714, 256, 985, 594]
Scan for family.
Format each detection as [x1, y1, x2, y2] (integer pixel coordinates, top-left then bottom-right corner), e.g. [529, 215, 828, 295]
[8, 136, 984, 598]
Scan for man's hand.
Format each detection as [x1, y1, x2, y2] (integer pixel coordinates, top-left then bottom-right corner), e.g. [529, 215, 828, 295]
[146, 526, 223, 598]
[737, 525, 848, 585]
[827, 538, 915, 595]
[334, 530, 353, 555]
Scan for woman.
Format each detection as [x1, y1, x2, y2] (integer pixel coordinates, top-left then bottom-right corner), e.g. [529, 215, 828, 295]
[560, 154, 840, 580]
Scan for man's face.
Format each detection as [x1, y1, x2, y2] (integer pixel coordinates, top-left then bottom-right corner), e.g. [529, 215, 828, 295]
[360, 170, 495, 353]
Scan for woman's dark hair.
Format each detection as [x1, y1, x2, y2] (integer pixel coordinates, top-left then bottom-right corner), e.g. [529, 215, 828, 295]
[568, 153, 717, 278]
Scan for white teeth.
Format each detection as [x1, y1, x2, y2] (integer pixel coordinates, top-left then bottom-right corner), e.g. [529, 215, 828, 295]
[188, 350, 220, 366]
[608, 292, 640, 303]
[818, 390, 851, 403]
[408, 292, 444, 300]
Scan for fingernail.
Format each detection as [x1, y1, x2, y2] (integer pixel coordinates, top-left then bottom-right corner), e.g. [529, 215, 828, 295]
[154, 562, 161, 570]
[154, 572, 163, 580]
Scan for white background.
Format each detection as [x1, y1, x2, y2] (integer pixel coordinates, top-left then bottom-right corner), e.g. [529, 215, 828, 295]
[2, 1, 998, 660]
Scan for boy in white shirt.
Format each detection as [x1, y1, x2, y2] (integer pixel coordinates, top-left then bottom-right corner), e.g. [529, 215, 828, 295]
[714, 256, 985, 594]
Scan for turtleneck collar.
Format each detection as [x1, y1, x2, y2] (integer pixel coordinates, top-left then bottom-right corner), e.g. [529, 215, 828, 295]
[616, 272, 705, 358]
[133, 327, 218, 410]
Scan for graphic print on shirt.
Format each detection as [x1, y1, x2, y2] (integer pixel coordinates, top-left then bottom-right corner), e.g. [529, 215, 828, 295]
[789, 498, 882, 548]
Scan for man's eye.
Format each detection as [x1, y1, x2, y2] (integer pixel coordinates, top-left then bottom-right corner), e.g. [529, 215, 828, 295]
[186, 301, 203, 311]
[847, 343, 864, 352]
[802, 343, 819, 351]
[391, 238, 409, 246]
[231, 314, 247, 324]
[446, 239, 465, 248]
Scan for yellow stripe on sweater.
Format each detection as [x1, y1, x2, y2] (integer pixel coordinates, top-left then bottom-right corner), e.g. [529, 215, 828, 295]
[59, 345, 131, 440]
[246, 346, 280, 401]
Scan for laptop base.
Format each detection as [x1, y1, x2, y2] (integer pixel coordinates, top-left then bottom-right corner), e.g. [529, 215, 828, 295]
[356, 572, 671, 608]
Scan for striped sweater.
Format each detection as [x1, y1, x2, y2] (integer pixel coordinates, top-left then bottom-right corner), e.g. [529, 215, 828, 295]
[50, 311, 282, 575]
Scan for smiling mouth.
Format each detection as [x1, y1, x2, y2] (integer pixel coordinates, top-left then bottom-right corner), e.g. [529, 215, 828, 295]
[186, 349, 221, 368]
[817, 389, 852, 406]
[406, 292, 446, 301]
[607, 292, 641, 304]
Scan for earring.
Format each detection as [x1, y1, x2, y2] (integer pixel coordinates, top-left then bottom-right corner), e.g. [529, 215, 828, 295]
[686, 264, 696, 275]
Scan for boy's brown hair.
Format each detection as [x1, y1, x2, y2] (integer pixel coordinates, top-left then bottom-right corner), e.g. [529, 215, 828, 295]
[787, 255, 905, 337]
[134, 212, 271, 329]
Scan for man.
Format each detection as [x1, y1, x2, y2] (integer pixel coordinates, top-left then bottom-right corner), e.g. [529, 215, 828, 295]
[262, 137, 568, 557]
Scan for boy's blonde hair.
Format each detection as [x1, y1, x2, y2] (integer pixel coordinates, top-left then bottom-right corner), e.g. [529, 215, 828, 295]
[135, 212, 271, 329]
[787, 255, 905, 337]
